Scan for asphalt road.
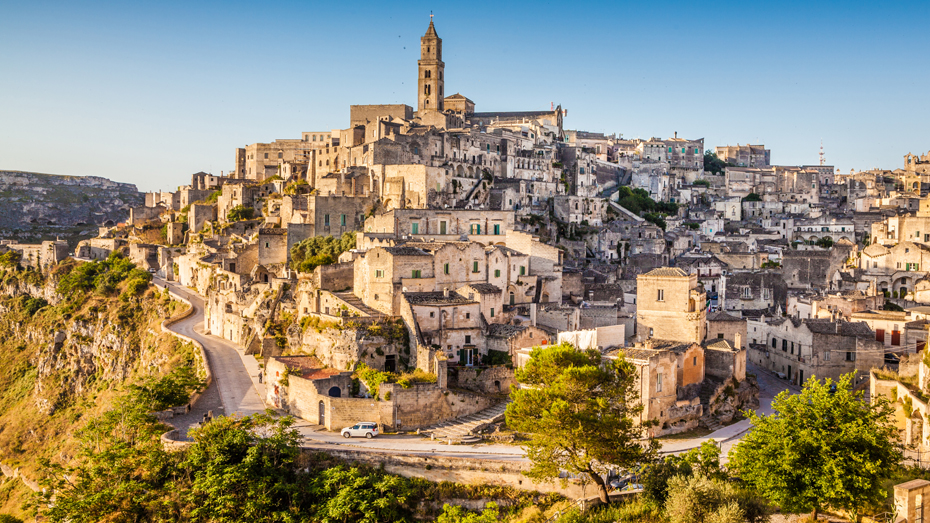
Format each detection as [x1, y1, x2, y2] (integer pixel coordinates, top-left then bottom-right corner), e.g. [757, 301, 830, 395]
[155, 278, 265, 422]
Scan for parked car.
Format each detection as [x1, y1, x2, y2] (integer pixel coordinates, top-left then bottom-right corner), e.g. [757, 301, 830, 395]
[341, 422, 379, 439]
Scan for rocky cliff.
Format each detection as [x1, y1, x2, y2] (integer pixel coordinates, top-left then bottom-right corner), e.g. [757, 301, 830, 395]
[0, 170, 143, 245]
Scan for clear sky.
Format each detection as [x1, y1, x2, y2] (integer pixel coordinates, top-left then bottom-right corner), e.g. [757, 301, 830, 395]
[1, 0, 928, 192]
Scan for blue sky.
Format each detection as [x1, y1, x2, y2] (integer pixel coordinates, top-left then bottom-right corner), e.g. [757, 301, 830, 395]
[1, 0, 928, 192]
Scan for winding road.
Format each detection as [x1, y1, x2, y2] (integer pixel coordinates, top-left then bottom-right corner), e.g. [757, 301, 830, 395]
[155, 278, 265, 436]
[154, 277, 794, 458]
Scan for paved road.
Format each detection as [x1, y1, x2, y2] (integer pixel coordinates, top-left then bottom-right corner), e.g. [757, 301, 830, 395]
[151, 276, 801, 459]
[660, 362, 801, 459]
[155, 278, 266, 435]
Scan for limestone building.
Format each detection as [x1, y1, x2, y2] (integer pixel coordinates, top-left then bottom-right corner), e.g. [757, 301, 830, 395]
[636, 267, 707, 343]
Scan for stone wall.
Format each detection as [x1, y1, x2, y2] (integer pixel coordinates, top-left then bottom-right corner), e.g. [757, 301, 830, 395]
[705, 347, 747, 382]
[302, 446, 585, 498]
[447, 365, 515, 394]
[382, 382, 497, 431]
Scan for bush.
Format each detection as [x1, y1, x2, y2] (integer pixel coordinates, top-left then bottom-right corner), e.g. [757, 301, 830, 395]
[290, 232, 356, 273]
[483, 349, 512, 367]
[0, 250, 22, 268]
[226, 205, 255, 222]
[665, 474, 770, 523]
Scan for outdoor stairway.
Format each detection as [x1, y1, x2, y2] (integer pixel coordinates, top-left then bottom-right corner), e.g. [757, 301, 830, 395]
[697, 377, 725, 432]
[332, 291, 387, 318]
[420, 402, 509, 444]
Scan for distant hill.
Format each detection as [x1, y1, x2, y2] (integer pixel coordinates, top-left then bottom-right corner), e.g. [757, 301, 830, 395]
[0, 170, 143, 247]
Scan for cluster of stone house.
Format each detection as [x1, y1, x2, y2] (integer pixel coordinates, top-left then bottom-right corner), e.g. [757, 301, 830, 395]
[34, 18, 930, 445]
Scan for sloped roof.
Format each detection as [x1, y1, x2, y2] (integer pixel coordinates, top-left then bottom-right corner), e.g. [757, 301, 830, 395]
[642, 267, 688, 277]
[707, 311, 745, 322]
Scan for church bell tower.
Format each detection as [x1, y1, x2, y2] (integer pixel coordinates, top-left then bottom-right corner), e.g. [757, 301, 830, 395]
[417, 17, 444, 114]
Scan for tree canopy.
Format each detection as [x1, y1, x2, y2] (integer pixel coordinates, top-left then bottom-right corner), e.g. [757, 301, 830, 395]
[290, 232, 356, 273]
[506, 343, 659, 503]
[728, 373, 901, 521]
[703, 151, 729, 175]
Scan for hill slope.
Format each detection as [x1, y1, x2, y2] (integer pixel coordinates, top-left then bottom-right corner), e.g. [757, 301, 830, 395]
[0, 170, 143, 245]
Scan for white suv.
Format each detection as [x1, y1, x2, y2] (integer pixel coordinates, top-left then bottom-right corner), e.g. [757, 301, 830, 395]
[341, 422, 379, 439]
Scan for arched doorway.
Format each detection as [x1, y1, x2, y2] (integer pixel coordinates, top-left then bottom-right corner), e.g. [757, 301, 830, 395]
[327, 386, 341, 398]
[318, 400, 326, 427]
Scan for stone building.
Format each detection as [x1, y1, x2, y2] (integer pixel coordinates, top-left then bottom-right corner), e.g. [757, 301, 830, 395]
[714, 144, 771, 168]
[706, 311, 747, 350]
[636, 267, 707, 343]
[747, 317, 884, 386]
[722, 271, 788, 314]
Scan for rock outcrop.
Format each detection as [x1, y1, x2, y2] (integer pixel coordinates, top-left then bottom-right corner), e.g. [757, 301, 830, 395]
[0, 170, 143, 244]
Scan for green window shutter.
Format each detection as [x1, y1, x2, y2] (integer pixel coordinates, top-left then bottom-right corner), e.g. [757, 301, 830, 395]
[444, 263, 449, 274]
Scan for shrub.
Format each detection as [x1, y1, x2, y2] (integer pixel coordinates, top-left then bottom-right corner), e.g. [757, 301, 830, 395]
[0, 250, 22, 268]
[226, 205, 255, 222]
[290, 232, 356, 273]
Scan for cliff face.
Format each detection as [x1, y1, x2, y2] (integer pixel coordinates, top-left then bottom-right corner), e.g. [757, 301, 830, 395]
[0, 170, 143, 244]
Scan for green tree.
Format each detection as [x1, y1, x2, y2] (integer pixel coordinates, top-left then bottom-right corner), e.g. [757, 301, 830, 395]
[309, 465, 420, 523]
[703, 151, 729, 175]
[37, 386, 181, 522]
[183, 413, 304, 522]
[728, 373, 901, 521]
[226, 204, 255, 222]
[506, 343, 658, 504]
[641, 441, 724, 505]
[815, 236, 835, 248]
[741, 193, 762, 202]
[290, 232, 356, 273]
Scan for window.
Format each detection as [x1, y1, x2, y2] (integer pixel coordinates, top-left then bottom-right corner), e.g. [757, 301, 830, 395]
[824, 351, 830, 361]
[718, 333, 724, 339]
[471, 224, 481, 234]
[411, 222, 419, 234]
[465, 313, 470, 319]
[494, 224, 501, 235]
[429, 311, 434, 318]
[772, 338, 777, 349]
[494, 269, 501, 278]
[656, 372, 663, 392]
[681, 147, 686, 153]
[657, 289, 665, 302]
[693, 356, 697, 366]
[519, 266, 526, 276]
[465, 335, 472, 344]
[649, 327, 654, 337]
[472, 261, 479, 273]
[375, 270, 384, 278]
[742, 286, 752, 299]
[439, 221, 447, 235]
[790, 342, 794, 354]
[278, 152, 282, 159]
[412, 270, 422, 278]
[846, 351, 855, 361]
[490, 308, 495, 317]
[324, 214, 330, 226]
[763, 288, 771, 300]
[443, 263, 449, 275]
[264, 153, 268, 159]
[340, 214, 346, 226]
[782, 340, 788, 352]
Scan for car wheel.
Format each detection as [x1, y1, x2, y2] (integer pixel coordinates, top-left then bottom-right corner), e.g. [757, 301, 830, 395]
[343, 432, 351, 438]
[366, 432, 373, 439]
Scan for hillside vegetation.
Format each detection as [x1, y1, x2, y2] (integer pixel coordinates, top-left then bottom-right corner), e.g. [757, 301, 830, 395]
[0, 254, 198, 518]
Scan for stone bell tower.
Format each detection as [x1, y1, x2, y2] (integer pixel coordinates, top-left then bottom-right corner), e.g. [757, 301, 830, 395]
[417, 17, 444, 114]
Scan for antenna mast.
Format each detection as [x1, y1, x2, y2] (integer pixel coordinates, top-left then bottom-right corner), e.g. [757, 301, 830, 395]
[819, 140, 825, 166]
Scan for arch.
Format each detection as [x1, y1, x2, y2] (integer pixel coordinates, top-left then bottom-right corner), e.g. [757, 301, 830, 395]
[456, 164, 465, 177]
[327, 386, 341, 398]
[541, 292, 550, 303]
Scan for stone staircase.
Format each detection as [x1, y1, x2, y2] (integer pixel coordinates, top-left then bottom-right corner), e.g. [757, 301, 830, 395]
[332, 291, 387, 318]
[698, 377, 724, 432]
[420, 402, 508, 444]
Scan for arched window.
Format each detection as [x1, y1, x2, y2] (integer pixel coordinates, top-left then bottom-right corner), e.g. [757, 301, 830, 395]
[425, 70, 431, 78]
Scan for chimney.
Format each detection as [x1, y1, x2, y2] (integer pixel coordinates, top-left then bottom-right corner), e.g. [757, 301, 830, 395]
[530, 303, 537, 326]
[674, 131, 678, 139]
[734, 332, 742, 350]
[443, 287, 449, 298]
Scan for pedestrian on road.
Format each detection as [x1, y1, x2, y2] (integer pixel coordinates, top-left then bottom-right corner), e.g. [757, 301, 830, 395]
[258, 372, 263, 384]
